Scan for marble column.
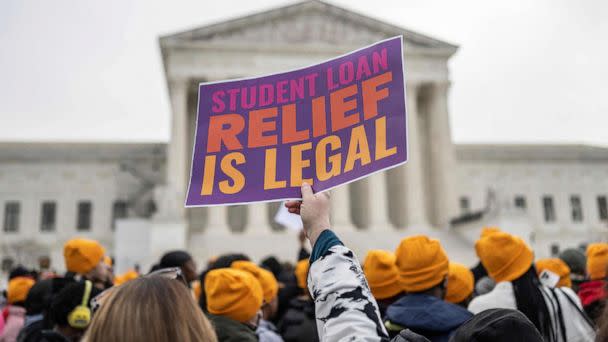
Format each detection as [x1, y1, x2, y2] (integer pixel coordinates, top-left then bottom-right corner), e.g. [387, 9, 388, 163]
[427, 82, 458, 227]
[166, 79, 189, 221]
[206, 206, 230, 233]
[244, 203, 272, 234]
[403, 82, 429, 228]
[330, 185, 354, 231]
[367, 172, 394, 230]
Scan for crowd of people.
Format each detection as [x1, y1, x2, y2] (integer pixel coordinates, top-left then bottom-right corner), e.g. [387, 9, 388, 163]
[1, 183, 608, 341]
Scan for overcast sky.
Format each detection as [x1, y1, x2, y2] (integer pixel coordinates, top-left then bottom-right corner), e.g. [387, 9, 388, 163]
[1, 0, 607, 145]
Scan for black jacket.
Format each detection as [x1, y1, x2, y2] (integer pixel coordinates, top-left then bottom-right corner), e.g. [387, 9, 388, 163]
[278, 297, 319, 342]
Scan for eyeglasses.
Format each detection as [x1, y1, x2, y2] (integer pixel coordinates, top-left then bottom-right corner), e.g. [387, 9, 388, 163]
[147, 267, 188, 285]
[91, 267, 187, 313]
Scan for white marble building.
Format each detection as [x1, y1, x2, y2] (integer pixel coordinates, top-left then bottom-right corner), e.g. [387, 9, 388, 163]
[1, 1, 607, 276]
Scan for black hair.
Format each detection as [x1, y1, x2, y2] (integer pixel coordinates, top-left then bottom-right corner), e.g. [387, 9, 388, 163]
[25, 279, 54, 315]
[260, 256, 283, 279]
[209, 253, 250, 269]
[512, 266, 554, 341]
[49, 280, 101, 327]
[159, 251, 192, 269]
[198, 253, 250, 311]
[9, 265, 32, 280]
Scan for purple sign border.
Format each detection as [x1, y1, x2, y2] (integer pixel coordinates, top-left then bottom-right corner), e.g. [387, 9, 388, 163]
[185, 36, 409, 207]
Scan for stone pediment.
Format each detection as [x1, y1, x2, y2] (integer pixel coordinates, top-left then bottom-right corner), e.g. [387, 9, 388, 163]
[161, 0, 457, 53]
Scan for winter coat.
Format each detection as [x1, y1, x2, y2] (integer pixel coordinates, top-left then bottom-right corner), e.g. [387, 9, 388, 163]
[307, 230, 389, 342]
[468, 281, 595, 342]
[278, 297, 318, 342]
[257, 319, 284, 342]
[578, 280, 607, 323]
[0, 306, 26, 342]
[207, 313, 258, 342]
[384, 294, 472, 342]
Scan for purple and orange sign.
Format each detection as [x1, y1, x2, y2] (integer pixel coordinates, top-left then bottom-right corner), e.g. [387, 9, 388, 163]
[186, 36, 408, 206]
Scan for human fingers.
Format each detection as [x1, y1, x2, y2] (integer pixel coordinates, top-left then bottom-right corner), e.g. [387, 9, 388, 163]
[301, 182, 314, 200]
[285, 200, 301, 208]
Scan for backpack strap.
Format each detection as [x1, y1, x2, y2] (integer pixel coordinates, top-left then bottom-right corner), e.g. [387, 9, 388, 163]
[556, 287, 596, 330]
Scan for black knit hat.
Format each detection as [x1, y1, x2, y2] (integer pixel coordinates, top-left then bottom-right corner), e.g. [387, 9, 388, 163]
[559, 248, 586, 275]
[159, 251, 192, 269]
[450, 309, 543, 342]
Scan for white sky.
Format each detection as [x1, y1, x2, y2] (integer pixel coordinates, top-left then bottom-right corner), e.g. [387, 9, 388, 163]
[1, 0, 607, 145]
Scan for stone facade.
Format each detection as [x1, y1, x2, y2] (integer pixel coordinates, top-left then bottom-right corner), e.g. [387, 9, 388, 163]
[0, 143, 164, 275]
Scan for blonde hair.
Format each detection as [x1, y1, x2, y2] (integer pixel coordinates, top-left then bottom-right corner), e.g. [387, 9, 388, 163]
[84, 277, 217, 342]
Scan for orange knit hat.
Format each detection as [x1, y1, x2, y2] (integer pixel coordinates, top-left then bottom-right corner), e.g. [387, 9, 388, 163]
[586, 243, 608, 280]
[232, 260, 279, 303]
[8, 276, 35, 304]
[476, 231, 533, 282]
[363, 250, 402, 299]
[445, 263, 474, 304]
[536, 258, 572, 288]
[63, 238, 105, 274]
[295, 259, 309, 289]
[205, 268, 263, 323]
[395, 235, 449, 292]
[114, 269, 139, 286]
[480, 226, 501, 238]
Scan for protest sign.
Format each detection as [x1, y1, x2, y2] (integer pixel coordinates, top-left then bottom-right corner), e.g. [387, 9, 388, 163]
[186, 36, 408, 206]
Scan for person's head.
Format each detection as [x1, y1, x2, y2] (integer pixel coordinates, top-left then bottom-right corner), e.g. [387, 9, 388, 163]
[25, 278, 54, 316]
[260, 256, 283, 279]
[294, 259, 310, 292]
[63, 238, 109, 284]
[159, 250, 197, 283]
[205, 268, 263, 327]
[450, 308, 543, 342]
[475, 231, 533, 283]
[232, 260, 279, 320]
[535, 258, 571, 288]
[113, 270, 139, 286]
[558, 248, 586, 291]
[7, 276, 36, 306]
[49, 280, 102, 341]
[480, 226, 501, 238]
[209, 253, 250, 269]
[363, 250, 402, 301]
[475, 231, 551, 338]
[586, 242, 608, 281]
[395, 235, 449, 298]
[445, 263, 474, 307]
[9, 265, 32, 280]
[103, 256, 114, 283]
[85, 277, 217, 342]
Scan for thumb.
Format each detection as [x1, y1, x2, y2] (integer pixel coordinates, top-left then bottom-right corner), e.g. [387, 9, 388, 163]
[301, 182, 314, 200]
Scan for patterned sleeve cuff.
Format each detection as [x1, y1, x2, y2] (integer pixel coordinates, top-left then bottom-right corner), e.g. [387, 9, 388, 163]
[310, 229, 343, 264]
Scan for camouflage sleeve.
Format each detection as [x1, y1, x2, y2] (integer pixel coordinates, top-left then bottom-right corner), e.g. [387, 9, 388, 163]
[308, 244, 389, 342]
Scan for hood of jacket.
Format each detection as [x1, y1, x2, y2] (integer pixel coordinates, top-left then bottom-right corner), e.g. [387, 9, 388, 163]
[578, 280, 607, 307]
[386, 294, 472, 334]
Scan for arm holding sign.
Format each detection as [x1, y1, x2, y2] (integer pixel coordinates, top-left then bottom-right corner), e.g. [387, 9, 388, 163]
[285, 184, 389, 341]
